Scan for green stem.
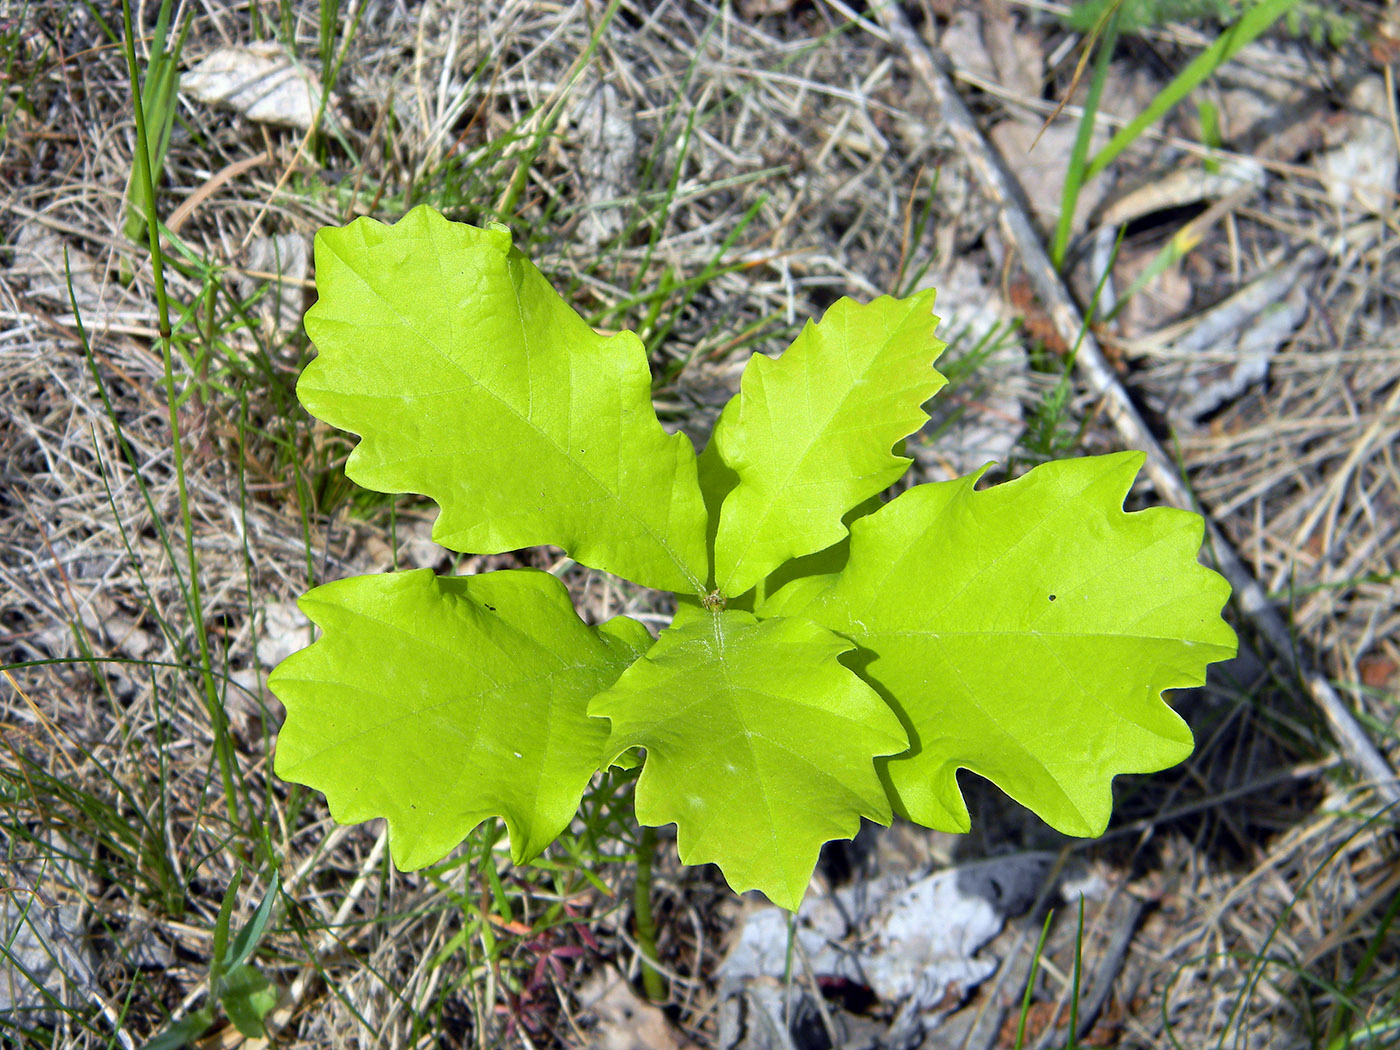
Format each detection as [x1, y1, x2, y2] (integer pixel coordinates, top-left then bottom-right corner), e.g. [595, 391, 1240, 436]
[120, 0, 242, 833]
[494, 0, 623, 220]
[633, 824, 666, 1003]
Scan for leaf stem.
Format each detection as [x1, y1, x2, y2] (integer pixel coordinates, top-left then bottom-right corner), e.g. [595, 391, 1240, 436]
[633, 824, 666, 1002]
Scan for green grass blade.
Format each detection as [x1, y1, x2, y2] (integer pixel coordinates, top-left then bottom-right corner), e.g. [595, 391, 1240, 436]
[211, 871, 243, 981]
[119, 0, 244, 834]
[1082, 0, 1299, 184]
[223, 873, 281, 973]
[1014, 909, 1056, 1050]
[494, 0, 624, 221]
[121, 0, 188, 244]
[1051, 13, 1118, 270]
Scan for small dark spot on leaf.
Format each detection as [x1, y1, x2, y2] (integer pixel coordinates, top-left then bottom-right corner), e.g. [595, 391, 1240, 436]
[1048, 594, 1056, 602]
[485, 604, 497, 611]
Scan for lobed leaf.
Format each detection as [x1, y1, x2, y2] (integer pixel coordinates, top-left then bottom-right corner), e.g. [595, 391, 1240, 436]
[299, 206, 709, 594]
[269, 568, 651, 869]
[764, 452, 1237, 837]
[708, 291, 946, 596]
[589, 610, 908, 909]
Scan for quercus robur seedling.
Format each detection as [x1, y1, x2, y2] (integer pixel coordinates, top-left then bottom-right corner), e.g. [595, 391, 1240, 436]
[269, 206, 1237, 910]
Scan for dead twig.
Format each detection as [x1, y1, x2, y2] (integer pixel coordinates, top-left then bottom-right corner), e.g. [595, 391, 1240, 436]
[869, 0, 1400, 808]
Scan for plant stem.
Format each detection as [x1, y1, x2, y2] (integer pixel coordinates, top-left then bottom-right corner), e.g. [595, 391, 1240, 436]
[120, 0, 243, 834]
[633, 824, 666, 1002]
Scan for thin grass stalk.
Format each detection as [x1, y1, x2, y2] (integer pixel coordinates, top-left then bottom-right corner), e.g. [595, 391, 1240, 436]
[121, 0, 189, 244]
[1066, 898, 1085, 1047]
[1013, 910, 1056, 1050]
[628, 16, 717, 303]
[310, 0, 367, 162]
[647, 192, 769, 368]
[1322, 866, 1400, 1047]
[318, 0, 338, 90]
[1051, 11, 1117, 271]
[493, 0, 624, 220]
[895, 167, 941, 296]
[1214, 805, 1399, 1048]
[1081, 0, 1300, 184]
[119, 0, 243, 833]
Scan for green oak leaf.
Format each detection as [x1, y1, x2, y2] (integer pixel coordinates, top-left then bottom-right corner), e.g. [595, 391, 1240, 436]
[764, 451, 1237, 837]
[710, 291, 946, 596]
[274, 207, 1235, 910]
[269, 568, 651, 869]
[588, 611, 908, 909]
[299, 205, 709, 594]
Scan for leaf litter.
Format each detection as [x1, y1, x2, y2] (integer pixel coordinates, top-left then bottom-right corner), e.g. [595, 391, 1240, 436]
[1, 1, 1397, 1048]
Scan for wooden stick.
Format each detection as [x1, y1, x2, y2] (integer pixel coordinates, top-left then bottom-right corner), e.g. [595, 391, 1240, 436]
[871, 0, 1400, 806]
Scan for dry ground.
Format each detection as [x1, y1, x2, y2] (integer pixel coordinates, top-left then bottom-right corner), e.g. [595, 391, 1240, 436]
[2, 1, 1398, 1048]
